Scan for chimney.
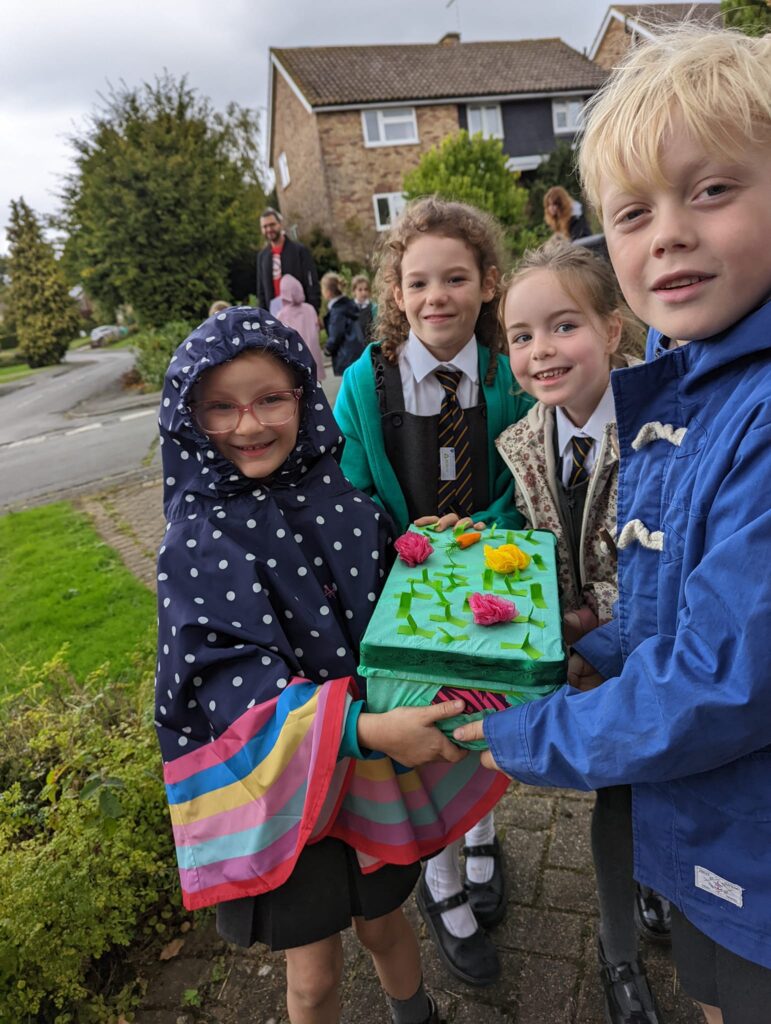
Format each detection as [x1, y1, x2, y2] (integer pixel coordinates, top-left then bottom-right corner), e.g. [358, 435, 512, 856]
[439, 32, 460, 46]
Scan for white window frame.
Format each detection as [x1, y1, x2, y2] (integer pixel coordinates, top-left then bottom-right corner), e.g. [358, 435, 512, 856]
[552, 98, 584, 136]
[361, 107, 419, 148]
[277, 151, 290, 189]
[466, 103, 504, 140]
[373, 192, 407, 231]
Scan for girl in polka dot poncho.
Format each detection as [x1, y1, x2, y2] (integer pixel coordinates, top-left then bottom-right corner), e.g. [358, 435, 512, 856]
[155, 309, 508, 1007]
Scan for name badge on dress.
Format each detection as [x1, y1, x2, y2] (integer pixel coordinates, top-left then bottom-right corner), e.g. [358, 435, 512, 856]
[440, 447, 456, 481]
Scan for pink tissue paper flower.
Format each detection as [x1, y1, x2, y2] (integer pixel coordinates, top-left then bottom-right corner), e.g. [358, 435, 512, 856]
[394, 531, 434, 567]
[468, 592, 519, 626]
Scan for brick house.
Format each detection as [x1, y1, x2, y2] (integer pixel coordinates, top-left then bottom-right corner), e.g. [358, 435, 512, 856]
[589, 3, 721, 70]
[266, 34, 606, 263]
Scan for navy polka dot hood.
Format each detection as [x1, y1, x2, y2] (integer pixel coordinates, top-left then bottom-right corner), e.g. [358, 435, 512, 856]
[155, 307, 394, 763]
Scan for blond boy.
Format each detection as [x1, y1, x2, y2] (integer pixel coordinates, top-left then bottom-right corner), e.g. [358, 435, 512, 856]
[457, 27, 771, 1024]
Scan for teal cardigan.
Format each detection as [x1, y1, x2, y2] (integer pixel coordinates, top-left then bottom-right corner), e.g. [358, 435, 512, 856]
[334, 343, 532, 532]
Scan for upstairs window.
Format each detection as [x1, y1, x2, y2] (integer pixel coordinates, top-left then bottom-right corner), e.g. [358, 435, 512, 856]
[552, 99, 584, 135]
[467, 104, 503, 140]
[362, 107, 419, 147]
[277, 152, 290, 189]
[373, 192, 407, 230]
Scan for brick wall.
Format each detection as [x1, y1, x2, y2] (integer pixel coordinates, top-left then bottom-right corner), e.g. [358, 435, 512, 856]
[593, 16, 633, 70]
[317, 104, 460, 264]
[271, 70, 331, 239]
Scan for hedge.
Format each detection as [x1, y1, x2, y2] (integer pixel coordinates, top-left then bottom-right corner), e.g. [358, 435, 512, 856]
[132, 320, 194, 392]
[0, 652, 180, 1023]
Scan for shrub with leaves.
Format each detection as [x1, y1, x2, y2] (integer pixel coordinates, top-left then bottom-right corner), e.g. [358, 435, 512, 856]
[0, 652, 179, 1023]
[133, 319, 194, 391]
[404, 130, 529, 230]
[403, 131, 542, 258]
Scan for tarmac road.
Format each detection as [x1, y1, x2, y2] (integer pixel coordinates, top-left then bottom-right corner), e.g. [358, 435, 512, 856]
[0, 347, 161, 509]
[0, 349, 342, 511]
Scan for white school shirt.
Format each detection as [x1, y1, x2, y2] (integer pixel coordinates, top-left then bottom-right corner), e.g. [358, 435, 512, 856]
[555, 384, 615, 488]
[398, 331, 479, 415]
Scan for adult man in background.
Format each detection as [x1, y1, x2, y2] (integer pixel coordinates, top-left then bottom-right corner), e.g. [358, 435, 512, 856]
[257, 208, 321, 313]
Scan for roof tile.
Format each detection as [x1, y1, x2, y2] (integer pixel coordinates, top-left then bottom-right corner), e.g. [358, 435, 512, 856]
[272, 39, 607, 108]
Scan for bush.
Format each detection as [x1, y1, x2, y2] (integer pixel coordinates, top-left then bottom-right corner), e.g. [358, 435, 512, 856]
[301, 226, 340, 280]
[133, 319, 194, 391]
[0, 652, 180, 1022]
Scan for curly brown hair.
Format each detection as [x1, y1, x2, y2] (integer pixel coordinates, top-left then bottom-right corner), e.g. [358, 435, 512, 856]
[499, 236, 645, 366]
[373, 196, 506, 384]
[543, 186, 576, 238]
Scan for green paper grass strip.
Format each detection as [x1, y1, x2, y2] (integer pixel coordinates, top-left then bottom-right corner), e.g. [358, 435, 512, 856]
[429, 604, 467, 628]
[521, 638, 544, 659]
[483, 568, 494, 591]
[504, 576, 527, 597]
[530, 583, 547, 609]
[506, 530, 515, 545]
[513, 613, 546, 629]
[532, 553, 546, 571]
[437, 625, 470, 644]
[397, 613, 435, 639]
[488, 521, 498, 538]
[428, 581, 450, 605]
[409, 580, 432, 600]
[396, 592, 412, 619]
[523, 530, 543, 545]
[500, 630, 544, 659]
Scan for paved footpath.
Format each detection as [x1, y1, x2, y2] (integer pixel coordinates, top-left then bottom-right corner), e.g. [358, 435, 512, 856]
[79, 477, 701, 1024]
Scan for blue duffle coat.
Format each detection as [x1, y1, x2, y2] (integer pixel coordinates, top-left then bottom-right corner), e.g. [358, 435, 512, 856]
[484, 299, 771, 968]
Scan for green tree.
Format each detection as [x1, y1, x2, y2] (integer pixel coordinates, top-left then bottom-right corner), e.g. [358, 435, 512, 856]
[301, 226, 341, 279]
[7, 198, 80, 367]
[404, 130, 529, 229]
[60, 74, 268, 326]
[720, 0, 771, 35]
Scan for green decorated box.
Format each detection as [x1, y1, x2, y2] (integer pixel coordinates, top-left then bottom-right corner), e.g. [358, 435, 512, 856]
[359, 525, 566, 749]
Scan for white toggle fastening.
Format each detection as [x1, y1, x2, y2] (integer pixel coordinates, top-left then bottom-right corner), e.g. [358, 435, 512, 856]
[617, 519, 664, 551]
[632, 421, 688, 450]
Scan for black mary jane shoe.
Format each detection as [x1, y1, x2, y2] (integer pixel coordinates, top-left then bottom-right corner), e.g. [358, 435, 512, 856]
[421, 993, 445, 1024]
[462, 835, 507, 929]
[598, 938, 661, 1024]
[634, 884, 671, 946]
[416, 871, 500, 987]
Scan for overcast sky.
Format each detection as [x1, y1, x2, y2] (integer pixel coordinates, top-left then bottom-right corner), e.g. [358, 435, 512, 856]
[0, 0, 623, 251]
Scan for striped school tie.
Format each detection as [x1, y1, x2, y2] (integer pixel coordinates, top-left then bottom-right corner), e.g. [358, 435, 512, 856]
[435, 368, 473, 517]
[569, 434, 593, 488]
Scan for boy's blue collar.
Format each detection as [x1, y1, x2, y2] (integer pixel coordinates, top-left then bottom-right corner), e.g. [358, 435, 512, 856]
[646, 299, 771, 388]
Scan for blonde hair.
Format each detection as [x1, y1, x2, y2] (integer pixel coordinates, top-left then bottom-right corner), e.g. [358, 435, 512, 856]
[321, 271, 345, 298]
[499, 236, 644, 365]
[579, 26, 771, 219]
[543, 186, 575, 238]
[208, 300, 230, 316]
[351, 274, 370, 291]
[374, 196, 505, 383]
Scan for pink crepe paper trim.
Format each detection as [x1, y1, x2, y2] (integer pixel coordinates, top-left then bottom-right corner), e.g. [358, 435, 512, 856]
[468, 592, 519, 626]
[394, 531, 434, 567]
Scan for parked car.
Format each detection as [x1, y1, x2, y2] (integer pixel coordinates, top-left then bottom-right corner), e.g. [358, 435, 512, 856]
[89, 325, 129, 348]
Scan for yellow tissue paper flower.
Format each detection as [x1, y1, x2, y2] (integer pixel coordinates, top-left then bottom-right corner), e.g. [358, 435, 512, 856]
[484, 544, 531, 574]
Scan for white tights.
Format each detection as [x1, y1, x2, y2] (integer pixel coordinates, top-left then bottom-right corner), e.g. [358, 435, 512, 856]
[424, 812, 495, 938]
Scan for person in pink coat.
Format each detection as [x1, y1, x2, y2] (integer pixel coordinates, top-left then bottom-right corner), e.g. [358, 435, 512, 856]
[276, 274, 326, 381]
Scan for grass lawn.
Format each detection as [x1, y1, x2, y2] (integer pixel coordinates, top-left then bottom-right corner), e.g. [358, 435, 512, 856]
[0, 502, 156, 695]
[0, 362, 50, 384]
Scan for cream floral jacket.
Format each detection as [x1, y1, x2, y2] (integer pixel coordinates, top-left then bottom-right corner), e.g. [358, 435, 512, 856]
[496, 394, 624, 622]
